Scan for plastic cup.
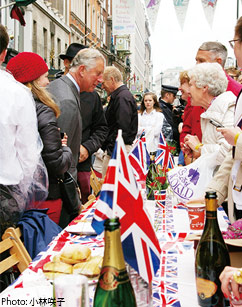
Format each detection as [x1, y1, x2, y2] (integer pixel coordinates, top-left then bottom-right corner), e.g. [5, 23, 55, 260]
[228, 283, 242, 306]
[186, 203, 205, 230]
[54, 274, 89, 307]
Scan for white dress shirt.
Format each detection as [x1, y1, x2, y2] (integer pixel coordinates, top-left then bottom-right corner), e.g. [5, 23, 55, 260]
[0, 69, 42, 185]
[66, 72, 80, 92]
[138, 109, 164, 153]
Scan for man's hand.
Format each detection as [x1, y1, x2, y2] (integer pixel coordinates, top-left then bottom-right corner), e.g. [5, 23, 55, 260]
[79, 145, 89, 163]
[61, 133, 68, 146]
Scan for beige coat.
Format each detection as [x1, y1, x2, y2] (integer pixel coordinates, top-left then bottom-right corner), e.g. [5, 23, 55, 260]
[207, 134, 242, 222]
[200, 91, 236, 165]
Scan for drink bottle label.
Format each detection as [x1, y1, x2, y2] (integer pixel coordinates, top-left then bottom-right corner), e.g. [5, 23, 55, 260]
[196, 277, 217, 300]
[99, 266, 129, 291]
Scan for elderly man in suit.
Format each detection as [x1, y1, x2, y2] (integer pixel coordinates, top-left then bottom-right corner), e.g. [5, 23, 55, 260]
[57, 44, 108, 204]
[48, 48, 104, 180]
[48, 48, 104, 226]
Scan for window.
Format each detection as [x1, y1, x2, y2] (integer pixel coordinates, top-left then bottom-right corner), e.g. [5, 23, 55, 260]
[57, 38, 61, 69]
[92, 6, 96, 34]
[87, 2, 91, 28]
[43, 28, 47, 62]
[51, 33, 55, 67]
[57, 0, 64, 15]
[103, 20, 106, 45]
[33, 20, 37, 53]
[97, 13, 100, 38]
[108, 0, 111, 15]
[103, 0, 106, 10]
[81, 0, 85, 21]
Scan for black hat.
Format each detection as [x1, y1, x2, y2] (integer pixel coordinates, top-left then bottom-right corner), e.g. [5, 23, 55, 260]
[161, 85, 178, 95]
[59, 43, 88, 60]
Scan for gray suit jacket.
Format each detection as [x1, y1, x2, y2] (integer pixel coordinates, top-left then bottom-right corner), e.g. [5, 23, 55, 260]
[48, 76, 82, 179]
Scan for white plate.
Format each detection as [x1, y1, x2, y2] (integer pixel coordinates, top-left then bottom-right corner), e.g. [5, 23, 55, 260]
[65, 221, 96, 235]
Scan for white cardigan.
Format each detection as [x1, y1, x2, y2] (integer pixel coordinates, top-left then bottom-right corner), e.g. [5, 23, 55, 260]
[138, 109, 164, 153]
[200, 91, 236, 165]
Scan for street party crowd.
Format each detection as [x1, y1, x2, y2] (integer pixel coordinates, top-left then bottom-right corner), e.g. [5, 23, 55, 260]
[2, 16, 242, 302]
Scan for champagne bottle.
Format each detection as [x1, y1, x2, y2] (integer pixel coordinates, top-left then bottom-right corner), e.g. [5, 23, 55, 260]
[93, 218, 136, 307]
[195, 191, 230, 307]
[146, 152, 157, 200]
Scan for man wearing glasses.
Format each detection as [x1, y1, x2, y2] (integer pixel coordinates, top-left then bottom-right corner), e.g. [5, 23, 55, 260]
[229, 39, 240, 49]
[195, 41, 242, 96]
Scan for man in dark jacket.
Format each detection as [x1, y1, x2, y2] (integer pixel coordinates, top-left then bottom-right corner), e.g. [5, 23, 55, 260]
[101, 66, 138, 177]
[77, 91, 108, 203]
[159, 85, 178, 128]
[159, 85, 179, 149]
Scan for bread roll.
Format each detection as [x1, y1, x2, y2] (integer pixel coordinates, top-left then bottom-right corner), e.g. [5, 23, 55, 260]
[43, 261, 73, 274]
[52, 254, 61, 262]
[60, 245, 91, 264]
[73, 255, 103, 277]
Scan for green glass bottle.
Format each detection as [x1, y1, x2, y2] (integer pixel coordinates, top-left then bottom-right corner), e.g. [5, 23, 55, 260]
[146, 152, 157, 200]
[195, 191, 230, 307]
[93, 218, 136, 307]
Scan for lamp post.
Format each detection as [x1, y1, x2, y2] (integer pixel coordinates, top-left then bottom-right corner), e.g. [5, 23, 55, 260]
[85, 0, 87, 45]
[237, 0, 239, 19]
[160, 71, 163, 92]
[0, 2, 15, 10]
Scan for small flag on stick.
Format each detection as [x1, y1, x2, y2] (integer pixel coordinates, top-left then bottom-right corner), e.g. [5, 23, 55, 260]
[128, 130, 150, 183]
[155, 132, 175, 170]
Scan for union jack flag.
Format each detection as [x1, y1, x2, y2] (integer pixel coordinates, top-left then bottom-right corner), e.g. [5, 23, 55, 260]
[152, 254, 181, 307]
[128, 130, 150, 182]
[91, 131, 161, 282]
[155, 132, 175, 170]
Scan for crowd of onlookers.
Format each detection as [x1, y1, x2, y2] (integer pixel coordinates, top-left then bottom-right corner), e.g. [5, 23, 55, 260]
[2, 15, 242, 300]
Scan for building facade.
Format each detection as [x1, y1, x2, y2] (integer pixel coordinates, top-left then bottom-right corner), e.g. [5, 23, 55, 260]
[0, 0, 151, 93]
[32, 0, 70, 70]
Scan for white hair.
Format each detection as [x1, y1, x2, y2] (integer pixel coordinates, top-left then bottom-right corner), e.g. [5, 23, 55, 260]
[188, 62, 228, 97]
[69, 48, 104, 72]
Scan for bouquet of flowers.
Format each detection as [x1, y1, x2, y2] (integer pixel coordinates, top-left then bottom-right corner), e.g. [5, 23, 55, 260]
[146, 164, 169, 199]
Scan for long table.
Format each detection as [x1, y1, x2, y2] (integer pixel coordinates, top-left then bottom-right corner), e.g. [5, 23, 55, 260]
[0, 192, 230, 306]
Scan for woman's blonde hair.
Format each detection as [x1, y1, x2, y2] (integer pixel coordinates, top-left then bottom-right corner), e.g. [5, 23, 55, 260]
[26, 81, 60, 118]
[179, 70, 190, 85]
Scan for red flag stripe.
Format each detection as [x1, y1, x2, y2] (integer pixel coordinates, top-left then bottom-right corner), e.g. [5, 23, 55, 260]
[142, 238, 152, 282]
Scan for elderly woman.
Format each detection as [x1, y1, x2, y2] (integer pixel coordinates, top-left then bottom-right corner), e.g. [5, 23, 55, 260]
[184, 62, 236, 165]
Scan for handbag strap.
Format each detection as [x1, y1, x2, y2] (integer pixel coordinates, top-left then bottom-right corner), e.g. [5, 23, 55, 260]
[57, 172, 78, 186]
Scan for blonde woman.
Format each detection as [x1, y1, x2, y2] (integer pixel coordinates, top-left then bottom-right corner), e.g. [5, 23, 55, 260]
[7, 52, 72, 226]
